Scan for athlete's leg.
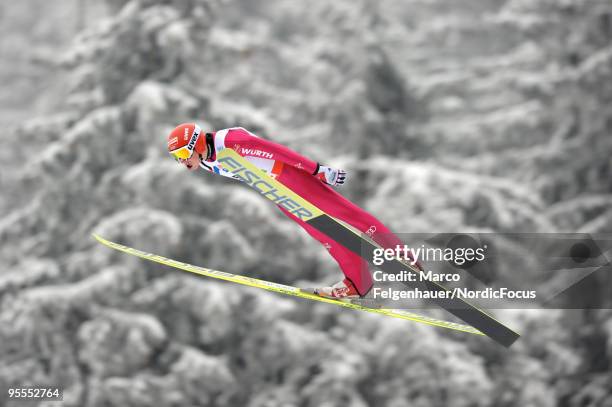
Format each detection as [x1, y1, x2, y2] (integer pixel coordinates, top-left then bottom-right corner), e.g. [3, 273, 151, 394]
[276, 205, 372, 295]
[276, 166, 411, 295]
[279, 166, 407, 250]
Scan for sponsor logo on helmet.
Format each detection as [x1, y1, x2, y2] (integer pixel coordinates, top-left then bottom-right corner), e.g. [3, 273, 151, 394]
[186, 127, 201, 152]
[183, 127, 190, 140]
[218, 156, 315, 221]
[168, 137, 178, 147]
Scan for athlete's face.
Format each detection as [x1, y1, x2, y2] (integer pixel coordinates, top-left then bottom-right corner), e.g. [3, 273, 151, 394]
[179, 153, 200, 171]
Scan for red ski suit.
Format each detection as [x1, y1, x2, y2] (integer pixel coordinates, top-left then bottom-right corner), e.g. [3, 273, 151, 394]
[201, 127, 404, 296]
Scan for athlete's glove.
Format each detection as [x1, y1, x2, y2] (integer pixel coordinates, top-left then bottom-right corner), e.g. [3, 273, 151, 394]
[313, 163, 347, 187]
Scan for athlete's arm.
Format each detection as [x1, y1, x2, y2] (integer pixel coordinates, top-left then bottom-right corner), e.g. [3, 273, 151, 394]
[225, 128, 318, 173]
[226, 128, 347, 186]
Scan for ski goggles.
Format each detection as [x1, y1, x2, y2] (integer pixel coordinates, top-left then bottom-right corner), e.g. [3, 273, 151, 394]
[170, 146, 194, 160]
[169, 125, 201, 160]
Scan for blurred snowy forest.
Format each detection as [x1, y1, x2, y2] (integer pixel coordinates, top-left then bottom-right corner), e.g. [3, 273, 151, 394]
[0, 0, 611, 406]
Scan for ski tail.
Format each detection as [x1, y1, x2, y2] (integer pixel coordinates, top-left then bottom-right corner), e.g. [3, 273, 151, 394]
[308, 214, 521, 348]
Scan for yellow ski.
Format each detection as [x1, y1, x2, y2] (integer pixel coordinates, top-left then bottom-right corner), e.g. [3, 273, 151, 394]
[93, 234, 484, 336]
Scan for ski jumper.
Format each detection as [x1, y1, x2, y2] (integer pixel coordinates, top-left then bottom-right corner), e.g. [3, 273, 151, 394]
[200, 127, 405, 296]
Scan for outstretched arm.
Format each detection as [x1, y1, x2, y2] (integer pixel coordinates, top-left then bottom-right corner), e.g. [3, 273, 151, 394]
[226, 128, 347, 186]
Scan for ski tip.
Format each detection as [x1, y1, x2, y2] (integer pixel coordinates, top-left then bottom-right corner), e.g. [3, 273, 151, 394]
[91, 233, 106, 243]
